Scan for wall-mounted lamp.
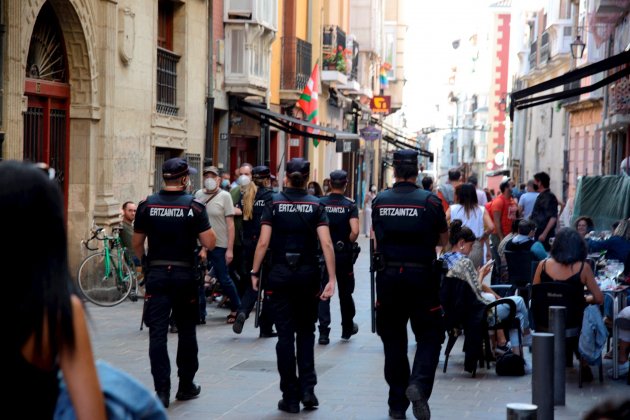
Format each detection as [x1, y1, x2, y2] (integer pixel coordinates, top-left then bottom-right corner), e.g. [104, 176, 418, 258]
[570, 35, 586, 60]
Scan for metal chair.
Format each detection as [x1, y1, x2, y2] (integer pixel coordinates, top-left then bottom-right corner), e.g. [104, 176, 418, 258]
[440, 275, 487, 377]
[504, 250, 535, 301]
[483, 298, 523, 365]
[530, 282, 603, 388]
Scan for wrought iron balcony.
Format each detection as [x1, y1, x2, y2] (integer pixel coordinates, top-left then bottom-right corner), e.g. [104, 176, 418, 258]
[280, 37, 312, 91]
[539, 31, 550, 64]
[156, 47, 180, 116]
[322, 25, 347, 72]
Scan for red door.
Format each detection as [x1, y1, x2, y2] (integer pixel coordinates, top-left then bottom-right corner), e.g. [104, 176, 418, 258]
[23, 79, 70, 201]
[230, 136, 258, 174]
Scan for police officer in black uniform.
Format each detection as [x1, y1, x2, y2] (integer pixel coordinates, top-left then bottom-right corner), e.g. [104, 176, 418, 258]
[317, 170, 360, 344]
[250, 158, 337, 414]
[232, 165, 276, 337]
[371, 150, 448, 420]
[133, 158, 217, 408]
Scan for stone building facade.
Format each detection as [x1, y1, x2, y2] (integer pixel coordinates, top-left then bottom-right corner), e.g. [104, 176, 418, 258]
[2, 0, 210, 270]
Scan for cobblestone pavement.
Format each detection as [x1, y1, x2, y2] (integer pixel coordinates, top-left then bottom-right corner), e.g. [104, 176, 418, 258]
[88, 236, 628, 419]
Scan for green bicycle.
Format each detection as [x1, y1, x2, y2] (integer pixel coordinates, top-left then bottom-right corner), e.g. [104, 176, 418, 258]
[77, 223, 138, 306]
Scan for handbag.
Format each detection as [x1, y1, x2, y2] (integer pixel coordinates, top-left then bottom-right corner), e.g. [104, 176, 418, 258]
[54, 360, 167, 420]
[495, 352, 526, 376]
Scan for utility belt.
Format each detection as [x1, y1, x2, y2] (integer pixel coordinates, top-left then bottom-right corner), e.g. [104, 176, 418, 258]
[149, 260, 193, 268]
[272, 252, 318, 269]
[334, 241, 361, 265]
[372, 253, 441, 273]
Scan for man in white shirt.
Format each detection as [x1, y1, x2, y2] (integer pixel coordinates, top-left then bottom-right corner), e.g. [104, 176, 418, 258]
[518, 179, 539, 219]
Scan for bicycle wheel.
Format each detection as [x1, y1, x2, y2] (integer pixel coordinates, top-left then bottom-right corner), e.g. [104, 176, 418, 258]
[77, 252, 133, 306]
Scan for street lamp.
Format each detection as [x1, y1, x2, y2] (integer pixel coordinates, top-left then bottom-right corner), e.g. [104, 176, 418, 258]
[570, 35, 586, 59]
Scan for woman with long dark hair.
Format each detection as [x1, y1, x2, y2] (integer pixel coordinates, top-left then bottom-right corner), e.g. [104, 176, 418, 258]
[446, 183, 494, 268]
[3, 161, 106, 419]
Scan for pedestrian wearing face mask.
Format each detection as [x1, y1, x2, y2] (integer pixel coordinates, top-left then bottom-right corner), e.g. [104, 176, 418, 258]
[232, 165, 277, 337]
[195, 165, 241, 324]
[230, 163, 253, 297]
[364, 184, 377, 238]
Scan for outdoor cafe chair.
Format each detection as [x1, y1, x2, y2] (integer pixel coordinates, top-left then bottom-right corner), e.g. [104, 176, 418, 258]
[530, 282, 604, 388]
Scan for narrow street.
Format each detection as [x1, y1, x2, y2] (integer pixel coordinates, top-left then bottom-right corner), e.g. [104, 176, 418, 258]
[88, 235, 628, 420]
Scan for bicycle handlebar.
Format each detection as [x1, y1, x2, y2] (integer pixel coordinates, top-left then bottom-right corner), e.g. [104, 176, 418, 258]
[83, 226, 105, 251]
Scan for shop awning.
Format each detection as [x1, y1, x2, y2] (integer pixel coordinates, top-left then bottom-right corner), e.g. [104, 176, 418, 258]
[236, 100, 359, 143]
[382, 134, 434, 161]
[370, 117, 434, 160]
[509, 49, 630, 120]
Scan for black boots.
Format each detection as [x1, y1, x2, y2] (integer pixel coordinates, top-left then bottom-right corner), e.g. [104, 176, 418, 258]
[318, 327, 330, 345]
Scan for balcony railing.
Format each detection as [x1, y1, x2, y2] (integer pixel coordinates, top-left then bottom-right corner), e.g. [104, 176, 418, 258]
[280, 37, 312, 91]
[156, 47, 180, 116]
[322, 25, 346, 71]
[539, 31, 550, 63]
[349, 39, 359, 81]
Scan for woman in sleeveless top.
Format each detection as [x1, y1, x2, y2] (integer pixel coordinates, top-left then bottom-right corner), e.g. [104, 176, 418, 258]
[3, 161, 106, 419]
[532, 227, 603, 381]
[446, 183, 495, 268]
[533, 228, 603, 305]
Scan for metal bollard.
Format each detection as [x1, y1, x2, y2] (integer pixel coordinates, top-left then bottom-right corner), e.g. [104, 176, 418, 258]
[549, 306, 566, 406]
[506, 403, 538, 420]
[532, 332, 554, 420]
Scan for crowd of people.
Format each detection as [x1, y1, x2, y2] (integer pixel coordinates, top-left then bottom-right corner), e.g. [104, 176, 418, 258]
[9, 153, 629, 420]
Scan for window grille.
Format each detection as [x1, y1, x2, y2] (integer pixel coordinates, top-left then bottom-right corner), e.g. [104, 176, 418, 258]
[156, 47, 180, 116]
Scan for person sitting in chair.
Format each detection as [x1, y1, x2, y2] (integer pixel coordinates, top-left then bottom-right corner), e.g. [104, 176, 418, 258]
[505, 219, 548, 261]
[442, 220, 530, 358]
[532, 227, 603, 380]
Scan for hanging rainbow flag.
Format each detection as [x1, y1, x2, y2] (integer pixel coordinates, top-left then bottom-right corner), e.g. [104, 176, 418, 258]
[296, 62, 321, 147]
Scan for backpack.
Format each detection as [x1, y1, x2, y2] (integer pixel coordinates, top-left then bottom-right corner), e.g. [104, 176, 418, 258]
[495, 352, 526, 376]
[579, 304, 608, 365]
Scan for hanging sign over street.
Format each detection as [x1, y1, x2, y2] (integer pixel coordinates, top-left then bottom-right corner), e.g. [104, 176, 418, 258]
[370, 96, 391, 114]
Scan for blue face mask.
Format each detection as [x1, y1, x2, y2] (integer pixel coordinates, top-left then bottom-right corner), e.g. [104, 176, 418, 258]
[272, 187, 280, 193]
[221, 179, 229, 188]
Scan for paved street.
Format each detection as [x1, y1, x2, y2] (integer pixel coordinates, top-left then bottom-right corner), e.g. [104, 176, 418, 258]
[88, 236, 628, 419]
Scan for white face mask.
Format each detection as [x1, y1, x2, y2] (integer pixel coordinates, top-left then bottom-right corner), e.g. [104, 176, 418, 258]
[204, 177, 218, 191]
[371, 186, 377, 193]
[238, 175, 251, 186]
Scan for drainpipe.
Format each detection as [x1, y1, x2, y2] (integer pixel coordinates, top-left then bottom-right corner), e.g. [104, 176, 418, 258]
[0, 0, 4, 160]
[204, 0, 215, 164]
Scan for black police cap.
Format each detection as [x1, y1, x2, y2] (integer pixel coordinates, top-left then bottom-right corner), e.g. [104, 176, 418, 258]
[162, 158, 197, 180]
[329, 170, 348, 182]
[286, 158, 310, 175]
[393, 149, 418, 165]
[252, 165, 271, 179]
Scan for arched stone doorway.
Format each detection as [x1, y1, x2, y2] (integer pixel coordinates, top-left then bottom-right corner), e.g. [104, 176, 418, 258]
[22, 0, 102, 270]
[24, 2, 70, 199]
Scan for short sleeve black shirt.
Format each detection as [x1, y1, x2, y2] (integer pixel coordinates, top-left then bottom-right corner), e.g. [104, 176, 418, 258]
[530, 189, 559, 237]
[261, 188, 328, 259]
[319, 193, 358, 245]
[134, 190, 211, 264]
[372, 182, 447, 263]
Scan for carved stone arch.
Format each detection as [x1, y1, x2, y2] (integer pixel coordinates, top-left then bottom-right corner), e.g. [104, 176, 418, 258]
[23, 0, 99, 115]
